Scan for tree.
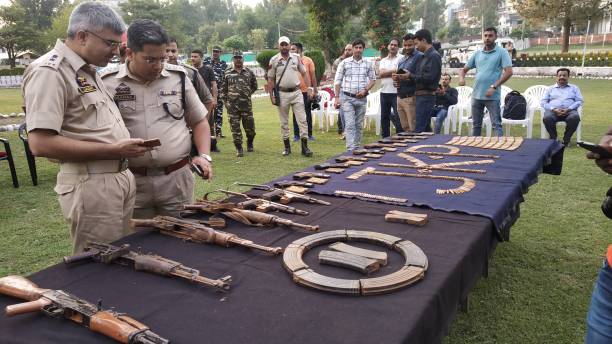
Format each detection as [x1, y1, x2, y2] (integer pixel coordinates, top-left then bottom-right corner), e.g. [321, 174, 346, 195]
[302, 0, 365, 67]
[250, 29, 268, 51]
[409, 0, 446, 36]
[43, 2, 75, 49]
[223, 34, 246, 52]
[447, 16, 463, 44]
[0, 3, 39, 67]
[365, 0, 410, 55]
[513, 0, 608, 52]
[436, 26, 448, 41]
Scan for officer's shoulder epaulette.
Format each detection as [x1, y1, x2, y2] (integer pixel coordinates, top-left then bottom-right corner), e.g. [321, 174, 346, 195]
[165, 63, 189, 75]
[37, 49, 64, 70]
[99, 65, 119, 78]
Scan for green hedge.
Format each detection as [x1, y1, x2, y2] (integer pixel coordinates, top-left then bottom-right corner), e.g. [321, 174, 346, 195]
[514, 51, 610, 67]
[256, 50, 277, 71]
[304, 50, 325, 83]
[0, 67, 26, 76]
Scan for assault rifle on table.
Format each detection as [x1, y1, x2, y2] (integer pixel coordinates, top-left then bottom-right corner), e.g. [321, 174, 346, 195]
[64, 242, 231, 292]
[292, 172, 331, 180]
[237, 183, 331, 206]
[185, 200, 320, 232]
[131, 216, 283, 255]
[216, 189, 309, 215]
[0, 275, 169, 344]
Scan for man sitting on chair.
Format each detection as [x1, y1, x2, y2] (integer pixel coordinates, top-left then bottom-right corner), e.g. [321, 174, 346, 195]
[541, 68, 583, 146]
[430, 73, 457, 134]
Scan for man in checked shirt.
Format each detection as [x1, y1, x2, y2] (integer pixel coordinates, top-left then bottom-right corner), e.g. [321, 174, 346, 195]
[334, 39, 376, 151]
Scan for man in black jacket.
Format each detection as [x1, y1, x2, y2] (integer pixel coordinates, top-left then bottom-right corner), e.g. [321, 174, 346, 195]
[408, 29, 441, 133]
[431, 73, 458, 134]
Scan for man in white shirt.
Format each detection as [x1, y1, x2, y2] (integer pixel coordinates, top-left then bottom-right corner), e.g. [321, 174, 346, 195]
[378, 38, 403, 137]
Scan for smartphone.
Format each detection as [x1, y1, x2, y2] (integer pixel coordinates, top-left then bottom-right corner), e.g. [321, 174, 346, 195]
[190, 163, 204, 177]
[577, 141, 612, 158]
[141, 138, 161, 148]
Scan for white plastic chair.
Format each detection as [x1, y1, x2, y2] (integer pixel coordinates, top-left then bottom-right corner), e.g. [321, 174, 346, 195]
[451, 86, 473, 133]
[522, 85, 548, 138]
[455, 86, 492, 136]
[312, 91, 330, 132]
[540, 106, 583, 142]
[500, 86, 534, 138]
[364, 91, 381, 135]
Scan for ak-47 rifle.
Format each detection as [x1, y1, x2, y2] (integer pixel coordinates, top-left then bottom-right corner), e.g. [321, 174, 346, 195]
[64, 242, 231, 292]
[273, 180, 314, 188]
[237, 183, 331, 206]
[313, 163, 350, 170]
[131, 216, 283, 255]
[0, 275, 169, 344]
[185, 200, 320, 232]
[216, 189, 309, 215]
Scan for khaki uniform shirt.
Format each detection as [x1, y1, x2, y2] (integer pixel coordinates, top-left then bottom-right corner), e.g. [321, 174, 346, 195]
[23, 39, 130, 146]
[101, 62, 207, 168]
[267, 52, 304, 89]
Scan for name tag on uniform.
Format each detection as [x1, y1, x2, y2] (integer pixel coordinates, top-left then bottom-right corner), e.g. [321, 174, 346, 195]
[159, 90, 178, 96]
[76, 76, 97, 94]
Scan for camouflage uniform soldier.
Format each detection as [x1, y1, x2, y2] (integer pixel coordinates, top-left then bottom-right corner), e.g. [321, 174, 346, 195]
[221, 51, 258, 157]
[204, 46, 228, 137]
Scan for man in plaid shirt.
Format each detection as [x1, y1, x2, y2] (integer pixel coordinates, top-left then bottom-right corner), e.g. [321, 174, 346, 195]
[333, 39, 376, 151]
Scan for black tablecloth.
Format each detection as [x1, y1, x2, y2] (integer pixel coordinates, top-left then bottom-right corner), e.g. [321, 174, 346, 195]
[0, 195, 495, 344]
[274, 135, 563, 240]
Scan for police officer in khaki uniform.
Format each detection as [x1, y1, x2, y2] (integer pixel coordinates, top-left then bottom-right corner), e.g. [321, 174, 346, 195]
[267, 36, 313, 157]
[101, 19, 212, 219]
[23, 3, 151, 253]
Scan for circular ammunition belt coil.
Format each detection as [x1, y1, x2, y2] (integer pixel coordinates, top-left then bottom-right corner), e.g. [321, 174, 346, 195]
[283, 230, 428, 295]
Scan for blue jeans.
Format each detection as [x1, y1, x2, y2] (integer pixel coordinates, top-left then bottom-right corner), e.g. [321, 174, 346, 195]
[380, 93, 403, 138]
[415, 94, 435, 133]
[430, 107, 448, 134]
[471, 99, 502, 136]
[342, 95, 367, 151]
[586, 259, 612, 343]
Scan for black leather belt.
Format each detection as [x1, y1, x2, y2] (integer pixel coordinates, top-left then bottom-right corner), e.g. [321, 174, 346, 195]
[279, 87, 298, 92]
[130, 157, 190, 176]
[343, 91, 359, 98]
[398, 94, 414, 99]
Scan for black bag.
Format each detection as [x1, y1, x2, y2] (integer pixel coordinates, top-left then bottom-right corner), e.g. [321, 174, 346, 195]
[502, 90, 527, 120]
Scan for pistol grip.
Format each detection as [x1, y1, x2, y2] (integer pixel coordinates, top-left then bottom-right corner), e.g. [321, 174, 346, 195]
[6, 298, 52, 316]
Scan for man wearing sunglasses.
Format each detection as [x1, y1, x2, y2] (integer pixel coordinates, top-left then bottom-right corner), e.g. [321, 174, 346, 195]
[22, 2, 152, 253]
[102, 19, 212, 219]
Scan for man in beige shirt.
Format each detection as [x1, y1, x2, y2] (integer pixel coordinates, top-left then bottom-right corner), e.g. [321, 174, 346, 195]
[102, 19, 212, 219]
[22, 3, 151, 253]
[267, 36, 313, 157]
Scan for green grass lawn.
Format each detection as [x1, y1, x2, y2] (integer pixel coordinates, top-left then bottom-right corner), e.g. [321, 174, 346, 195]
[0, 78, 610, 343]
[0, 88, 22, 114]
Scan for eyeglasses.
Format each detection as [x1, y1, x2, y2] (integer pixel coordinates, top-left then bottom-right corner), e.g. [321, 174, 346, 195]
[85, 30, 122, 49]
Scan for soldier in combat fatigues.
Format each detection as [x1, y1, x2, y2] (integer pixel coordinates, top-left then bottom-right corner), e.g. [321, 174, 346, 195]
[204, 46, 228, 138]
[221, 51, 258, 157]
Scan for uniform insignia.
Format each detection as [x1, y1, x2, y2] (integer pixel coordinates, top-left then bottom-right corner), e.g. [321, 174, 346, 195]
[114, 83, 136, 101]
[76, 75, 97, 94]
[159, 90, 179, 96]
[49, 54, 58, 62]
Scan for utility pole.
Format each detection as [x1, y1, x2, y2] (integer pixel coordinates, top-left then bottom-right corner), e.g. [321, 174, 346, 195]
[277, 22, 281, 40]
[581, 16, 591, 68]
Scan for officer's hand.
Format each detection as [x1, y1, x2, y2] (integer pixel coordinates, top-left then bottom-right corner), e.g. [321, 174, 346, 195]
[485, 87, 495, 98]
[587, 135, 612, 175]
[210, 99, 217, 110]
[192, 156, 213, 180]
[270, 96, 277, 105]
[458, 78, 466, 86]
[115, 138, 151, 158]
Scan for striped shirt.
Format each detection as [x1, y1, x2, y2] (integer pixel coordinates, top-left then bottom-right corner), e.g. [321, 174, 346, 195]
[334, 57, 376, 94]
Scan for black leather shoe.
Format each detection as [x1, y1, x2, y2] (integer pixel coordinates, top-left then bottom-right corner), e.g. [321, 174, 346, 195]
[301, 138, 312, 157]
[282, 139, 291, 156]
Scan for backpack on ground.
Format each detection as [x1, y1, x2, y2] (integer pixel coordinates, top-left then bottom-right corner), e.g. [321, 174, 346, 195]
[502, 90, 527, 120]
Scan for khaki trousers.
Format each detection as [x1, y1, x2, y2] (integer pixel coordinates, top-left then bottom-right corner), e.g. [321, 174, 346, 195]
[55, 168, 136, 254]
[278, 90, 307, 139]
[397, 96, 416, 132]
[133, 164, 195, 219]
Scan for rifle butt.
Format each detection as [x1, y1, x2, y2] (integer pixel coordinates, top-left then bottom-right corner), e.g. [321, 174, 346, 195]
[0, 276, 48, 301]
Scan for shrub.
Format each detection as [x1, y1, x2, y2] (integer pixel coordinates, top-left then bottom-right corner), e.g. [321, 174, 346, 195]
[514, 51, 610, 67]
[256, 50, 277, 71]
[0, 67, 26, 76]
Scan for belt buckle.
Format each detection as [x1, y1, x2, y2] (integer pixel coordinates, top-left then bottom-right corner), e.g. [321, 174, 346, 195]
[119, 158, 129, 172]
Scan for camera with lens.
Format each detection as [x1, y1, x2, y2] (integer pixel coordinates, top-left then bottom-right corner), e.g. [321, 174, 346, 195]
[603, 186, 612, 219]
[310, 94, 321, 111]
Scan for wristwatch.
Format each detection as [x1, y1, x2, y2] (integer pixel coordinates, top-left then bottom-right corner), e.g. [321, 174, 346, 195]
[490, 84, 497, 89]
[199, 153, 212, 162]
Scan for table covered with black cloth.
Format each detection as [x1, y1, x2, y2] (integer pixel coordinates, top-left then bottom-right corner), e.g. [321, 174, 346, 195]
[0, 195, 495, 344]
[278, 135, 563, 240]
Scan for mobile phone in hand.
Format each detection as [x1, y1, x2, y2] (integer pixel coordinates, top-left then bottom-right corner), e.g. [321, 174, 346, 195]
[578, 141, 612, 158]
[140, 138, 161, 148]
[190, 163, 204, 177]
